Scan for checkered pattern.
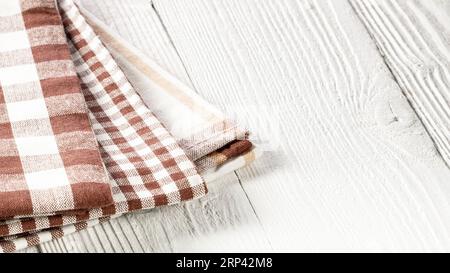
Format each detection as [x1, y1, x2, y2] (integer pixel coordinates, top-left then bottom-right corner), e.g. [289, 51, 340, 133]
[0, 0, 259, 252]
[0, 0, 206, 251]
[195, 140, 253, 173]
[76, 4, 256, 176]
[64, 0, 206, 212]
[0, 215, 117, 253]
[0, 0, 112, 219]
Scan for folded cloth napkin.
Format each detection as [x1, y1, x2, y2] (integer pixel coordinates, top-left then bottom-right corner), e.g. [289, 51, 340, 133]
[0, 0, 260, 252]
[0, 0, 206, 251]
[78, 6, 262, 181]
[0, 0, 113, 219]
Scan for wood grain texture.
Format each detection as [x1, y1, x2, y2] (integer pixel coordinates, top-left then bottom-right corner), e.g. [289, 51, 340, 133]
[36, 0, 271, 253]
[25, 0, 450, 252]
[39, 174, 270, 252]
[351, 0, 450, 166]
[148, 0, 450, 251]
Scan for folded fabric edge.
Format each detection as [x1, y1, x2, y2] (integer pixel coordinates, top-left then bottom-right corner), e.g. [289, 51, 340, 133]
[0, 1, 264, 252]
[0, 144, 263, 253]
[78, 6, 250, 162]
[0, 0, 116, 220]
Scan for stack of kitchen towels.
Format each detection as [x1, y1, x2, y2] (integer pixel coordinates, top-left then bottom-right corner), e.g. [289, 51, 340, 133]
[0, 0, 260, 252]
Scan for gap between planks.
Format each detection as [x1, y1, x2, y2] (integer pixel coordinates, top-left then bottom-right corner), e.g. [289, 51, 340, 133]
[151, 0, 450, 251]
[350, 0, 450, 168]
[23, 0, 450, 252]
[34, 0, 271, 253]
[147, 0, 271, 249]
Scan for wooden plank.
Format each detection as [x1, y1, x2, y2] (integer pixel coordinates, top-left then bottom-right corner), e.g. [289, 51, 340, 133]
[39, 174, 271, 252]
[350, 0, 450, 166]
[37, 0, 450, 252]
[76, 0, 192, 85]
[37, 0, 271, 253]
[151, 0, 450, 251]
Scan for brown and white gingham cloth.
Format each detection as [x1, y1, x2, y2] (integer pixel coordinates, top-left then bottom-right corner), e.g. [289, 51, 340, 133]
[0, 0, 113, 219]
[0, 0, 261, 252]
[0, 0, 207, 251]
[62, 0, 206, 215]
[79, 6, 260, 179]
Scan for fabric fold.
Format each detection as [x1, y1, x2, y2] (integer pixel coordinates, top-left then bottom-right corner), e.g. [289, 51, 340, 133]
[0, 0, 260, 252]
[0, 0, 112, 219]
[78, 6, 261, 180]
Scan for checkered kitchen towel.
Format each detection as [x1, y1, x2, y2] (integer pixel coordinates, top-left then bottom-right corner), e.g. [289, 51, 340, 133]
[0, 0, 113, 219]
[80, 6, 261, 180]
[0, 0, 260, 252]
[0, 0, 207, 251]
[64, 0, 206, 214]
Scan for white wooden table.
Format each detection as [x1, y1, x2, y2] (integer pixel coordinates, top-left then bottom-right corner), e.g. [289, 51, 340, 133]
[23, 0, 450, 252]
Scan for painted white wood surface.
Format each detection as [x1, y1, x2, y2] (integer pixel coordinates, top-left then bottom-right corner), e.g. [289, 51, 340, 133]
[351, 0, 450, 167]
[32, 0, 450, 252]
[37, 0, 271, 253]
